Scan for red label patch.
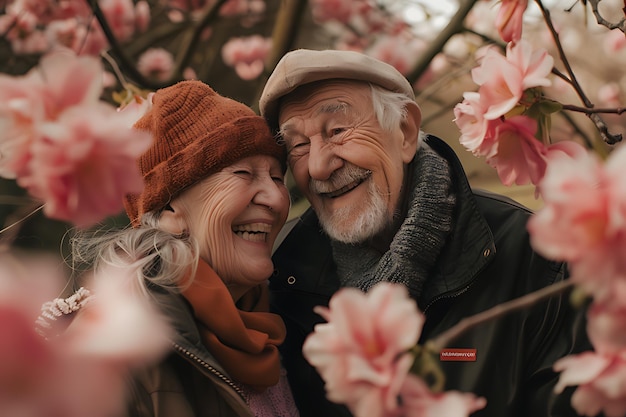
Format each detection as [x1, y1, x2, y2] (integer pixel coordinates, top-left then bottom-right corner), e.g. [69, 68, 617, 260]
[440, 348, 477, 362]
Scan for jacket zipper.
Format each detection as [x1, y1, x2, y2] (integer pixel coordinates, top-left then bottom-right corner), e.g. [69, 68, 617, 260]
[173, 343, 247, 401]
[423, 282, 474, 314]
[422, 253, 492, 314]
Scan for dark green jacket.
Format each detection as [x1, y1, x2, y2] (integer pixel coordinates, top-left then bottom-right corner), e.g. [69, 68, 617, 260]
[127, 292, 254, 417]
[270, 135, 591, 417]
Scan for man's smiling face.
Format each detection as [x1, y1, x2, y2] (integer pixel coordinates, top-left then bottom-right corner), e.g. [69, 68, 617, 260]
[278, 80, 415, 243]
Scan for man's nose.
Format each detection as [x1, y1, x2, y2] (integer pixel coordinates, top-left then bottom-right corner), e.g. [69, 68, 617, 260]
[308, 137, 342, 181]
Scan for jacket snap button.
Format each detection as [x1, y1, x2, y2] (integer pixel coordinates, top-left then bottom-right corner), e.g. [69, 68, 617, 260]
[483, 248, 491, 257]
[287, 276, 296, 285]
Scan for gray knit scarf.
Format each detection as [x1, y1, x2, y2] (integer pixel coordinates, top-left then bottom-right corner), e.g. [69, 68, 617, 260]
[331, 142, 456, 301]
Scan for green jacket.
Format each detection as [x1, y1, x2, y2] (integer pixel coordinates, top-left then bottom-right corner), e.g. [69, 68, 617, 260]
[127, 292, 254, 417]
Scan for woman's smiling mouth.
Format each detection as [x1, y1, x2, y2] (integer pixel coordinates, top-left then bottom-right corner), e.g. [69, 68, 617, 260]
[232, 223, 271, 242]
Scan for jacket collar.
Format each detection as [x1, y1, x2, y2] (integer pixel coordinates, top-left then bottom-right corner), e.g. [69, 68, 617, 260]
[272, 135, 495, 308]
[418, 135, 495, 310]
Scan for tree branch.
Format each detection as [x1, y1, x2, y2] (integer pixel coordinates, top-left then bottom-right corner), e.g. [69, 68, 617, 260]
[535, 0, 622, 144]
[587, 0, 626, 32]
[407, 0, 480, 84]
[87, 0, 169, 90]
[428, 279, 575, 351]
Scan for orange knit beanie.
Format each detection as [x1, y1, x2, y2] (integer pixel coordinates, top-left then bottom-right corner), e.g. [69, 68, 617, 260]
[124, 80, 286, 226]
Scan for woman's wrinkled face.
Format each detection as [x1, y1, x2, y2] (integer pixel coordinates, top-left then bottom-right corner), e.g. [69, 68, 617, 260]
[278, 80, 416, 244]
[173, 155, 289, 297]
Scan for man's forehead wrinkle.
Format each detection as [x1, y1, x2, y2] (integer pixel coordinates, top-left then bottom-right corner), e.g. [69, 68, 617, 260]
[279, 102, 350, 134]
[316, 102, 350, 117]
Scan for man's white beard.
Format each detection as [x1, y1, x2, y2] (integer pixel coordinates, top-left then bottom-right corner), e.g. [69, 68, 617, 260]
[318, 180, 389, 244]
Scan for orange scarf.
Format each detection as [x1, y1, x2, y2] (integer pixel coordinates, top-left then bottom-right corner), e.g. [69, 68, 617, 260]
[181, 260, 286, 390]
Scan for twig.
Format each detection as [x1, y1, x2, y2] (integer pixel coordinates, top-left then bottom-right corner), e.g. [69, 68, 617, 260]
[407, 0, 480, 84]
[535, 0, 622, 144]
[86, 0, 167, 90]
[587, 0, 626, 32]
[428, 279, 575, 351]
[561, 104, 626, 115]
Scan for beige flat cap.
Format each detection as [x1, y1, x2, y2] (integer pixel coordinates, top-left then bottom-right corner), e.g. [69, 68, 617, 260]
[259, 49, 416, 130]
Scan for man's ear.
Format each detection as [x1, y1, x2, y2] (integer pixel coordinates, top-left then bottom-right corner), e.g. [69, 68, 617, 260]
[158, 203, 188, 236]
[401, 101, 422, 164]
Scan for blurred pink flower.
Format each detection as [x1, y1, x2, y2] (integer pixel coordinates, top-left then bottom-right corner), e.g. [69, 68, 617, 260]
[303, 283, 424, 417]
[0, 50, 153, 227]
[586, 303, 626, 355]
[367, 35, 426, 76]
[134, 0, 150, 32]
[17, 104, 152, 227]
[309, 0, 358, 24]
[1, 49, 103, 178]
[399, 374, 487, 417]
[137, 47, 174, 82]
[64, 264, 172, 363]
[36, 50, 104, 117]
[528, 143, 626, 305]
[221, 35, 272, 80]
[219, 0, 265, 17]
[0, 76, 44, 178]
[495, 0, 528, 43]
[117, 92, 155, 127]
[0, 251, 168, 417]
[604, 29, 626, 54]
[0, 305, 55, 402]
[554, 352, 626, 417]
[99, 0, 137, 42]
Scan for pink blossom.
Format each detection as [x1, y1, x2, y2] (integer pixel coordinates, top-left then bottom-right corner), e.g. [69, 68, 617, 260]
[528, 148, 607, 262]
[554, 352, 626, 417]
[586, 303, 626, 355]
[134, 0, 150, 32]
[309, 0, 359, 24]
[486, 115, 546, 186]
[99, 0, 137, 42]
[604, 29, 626, 54]
[0, 251, 172, 417]
[64, 264, 172, 363]
[505, 39, 554, 90]
[471, 41, 553, 120]
[221, 35, 272, 80]
[17, 104, 152, 228]
[0, 306, 55, 402]
[398, 374, 487, 417]
[0, 75, 45, 178]
[528, 143, 626, 304]
[495, 0, 528, 43]
[471, 47, 524, 119]
[219, 0, 265, 17]
[454, 91, 499, 159]
[137, 48, 174, 82]
[34, 50, 105, 118]
[117, 92, 155, 127]
[367, 35, 426, 76]
[303, 283, 424, 417]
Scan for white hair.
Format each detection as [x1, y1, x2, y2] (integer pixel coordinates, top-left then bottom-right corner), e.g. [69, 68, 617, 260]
[70, 211, 199, 300]
[369, 84, 425, 145]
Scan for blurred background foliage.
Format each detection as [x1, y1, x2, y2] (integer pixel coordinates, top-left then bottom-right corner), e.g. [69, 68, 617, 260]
[1, 0, 624, 257]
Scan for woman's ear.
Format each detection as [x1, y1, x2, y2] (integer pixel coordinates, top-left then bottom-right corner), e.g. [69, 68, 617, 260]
[401, 101, 422, 164]
[158, 203, 188, 236]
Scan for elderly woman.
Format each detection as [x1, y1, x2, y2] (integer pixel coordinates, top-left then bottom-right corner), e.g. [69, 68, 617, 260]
[70, 80, 298, 417]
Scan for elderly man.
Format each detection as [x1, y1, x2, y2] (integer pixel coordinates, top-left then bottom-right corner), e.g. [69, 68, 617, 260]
[260, 49, 589, 417]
